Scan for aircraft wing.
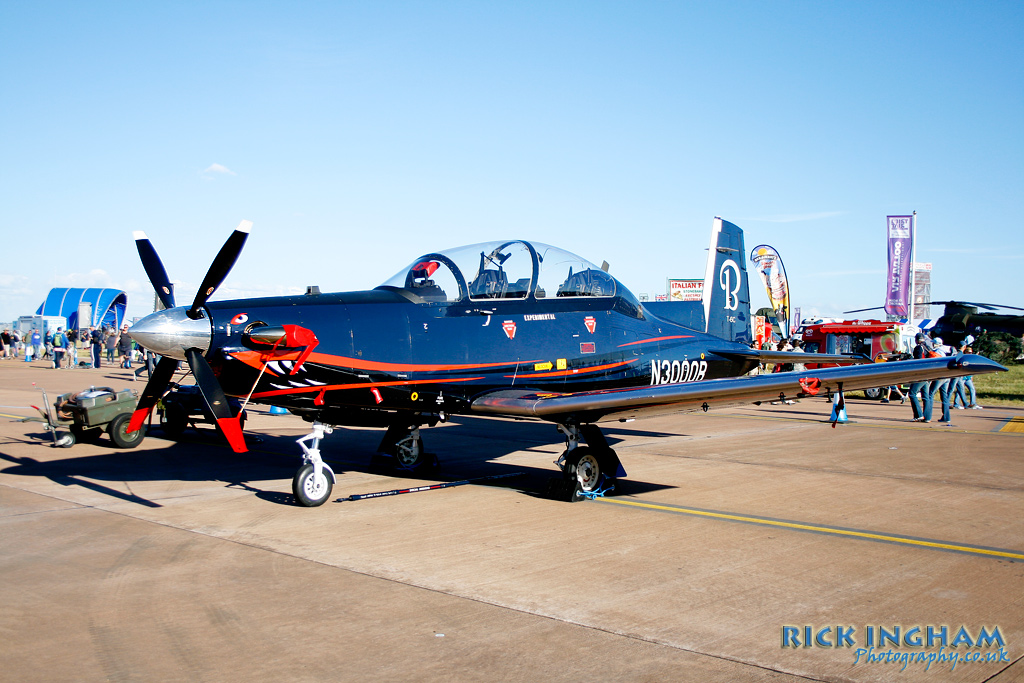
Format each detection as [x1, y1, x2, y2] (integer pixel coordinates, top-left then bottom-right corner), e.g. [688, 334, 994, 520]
[470, 354, 1005, 424]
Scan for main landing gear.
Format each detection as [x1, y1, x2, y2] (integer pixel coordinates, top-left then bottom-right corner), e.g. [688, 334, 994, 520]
[289, 419, 622, 507]
[551, 423, 625, 502]
[293, 422, 338, 507]
[374, 424, 438, 474]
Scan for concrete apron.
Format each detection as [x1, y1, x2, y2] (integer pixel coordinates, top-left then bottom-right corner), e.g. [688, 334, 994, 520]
[1, 361, 1022, 682]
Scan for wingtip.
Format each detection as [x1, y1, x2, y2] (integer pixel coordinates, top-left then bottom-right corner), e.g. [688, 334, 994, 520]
[960, 353, 1008, 373]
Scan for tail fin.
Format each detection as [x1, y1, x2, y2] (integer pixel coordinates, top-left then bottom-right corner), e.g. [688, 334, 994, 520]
[701, 217, 752, 344]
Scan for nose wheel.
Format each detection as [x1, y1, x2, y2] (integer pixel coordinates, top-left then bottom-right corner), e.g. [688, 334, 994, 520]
[293, 422, 337, 507]
[293, 463, 333, 507]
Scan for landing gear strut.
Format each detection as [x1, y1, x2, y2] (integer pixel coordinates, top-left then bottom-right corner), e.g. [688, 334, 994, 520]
[376, 424, 438, 474]
[551, 423, 624, 502]
[293, 422, 337, 507]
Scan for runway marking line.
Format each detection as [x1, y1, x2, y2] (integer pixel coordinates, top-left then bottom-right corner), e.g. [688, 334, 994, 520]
[597, 498, 1024, 561]
[0, 411, 39, 421]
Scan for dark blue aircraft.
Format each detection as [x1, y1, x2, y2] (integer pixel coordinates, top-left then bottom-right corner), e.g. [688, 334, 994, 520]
[127, 218, 1005, 506]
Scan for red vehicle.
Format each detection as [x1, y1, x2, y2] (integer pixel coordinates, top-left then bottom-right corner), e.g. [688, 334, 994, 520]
[798, 320, 918, 399]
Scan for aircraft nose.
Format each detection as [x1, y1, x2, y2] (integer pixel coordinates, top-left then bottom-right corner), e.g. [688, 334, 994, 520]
[129, 307, 212, 361]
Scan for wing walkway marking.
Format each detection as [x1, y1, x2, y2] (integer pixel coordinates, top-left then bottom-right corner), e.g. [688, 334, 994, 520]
[596, 498, 1024, 561]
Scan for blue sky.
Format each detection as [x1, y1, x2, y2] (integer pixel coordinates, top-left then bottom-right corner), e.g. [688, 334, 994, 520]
[2, 1, 1022, 325]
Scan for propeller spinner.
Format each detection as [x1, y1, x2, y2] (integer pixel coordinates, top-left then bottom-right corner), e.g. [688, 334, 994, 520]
[126, 221, 252, 452]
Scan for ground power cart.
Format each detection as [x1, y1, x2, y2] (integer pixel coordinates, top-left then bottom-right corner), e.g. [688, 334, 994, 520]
[41, 386, 146, 448]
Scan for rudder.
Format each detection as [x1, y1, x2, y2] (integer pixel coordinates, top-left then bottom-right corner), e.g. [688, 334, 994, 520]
[701, 217, 752, 344]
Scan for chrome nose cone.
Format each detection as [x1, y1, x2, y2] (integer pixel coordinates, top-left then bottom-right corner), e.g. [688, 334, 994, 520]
[129, 307, 212, 361]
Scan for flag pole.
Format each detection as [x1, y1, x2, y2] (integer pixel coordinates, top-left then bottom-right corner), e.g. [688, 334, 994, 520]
[910, 211, 917, 324]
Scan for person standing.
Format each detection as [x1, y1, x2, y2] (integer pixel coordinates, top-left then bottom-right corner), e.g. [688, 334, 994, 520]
[90, 326, 103, 368]
[908, 333, 934, 422]
[104, 328, 117, 363]
[31, 328, 42, 361]
[66, 327, 78, 367]
[950, 343, 968, 409]
[962, 345, 983, 409]
[0, 329, 10, 359]
[930, 337, 953, 424]
[134, 346, 157, 382]
[873, 351, 907, 404]
[52, 327, 66, 370]
[118, 325, 133, 368]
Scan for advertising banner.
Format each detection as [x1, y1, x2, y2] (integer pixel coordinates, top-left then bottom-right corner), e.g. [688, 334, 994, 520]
[885, 215, 915, 318]
[668, 279, 704, 302]
[749, 245, 791, 338]
[754, 315, 768, 349]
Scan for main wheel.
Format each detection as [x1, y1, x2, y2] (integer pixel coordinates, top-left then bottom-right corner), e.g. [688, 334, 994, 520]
[564, 447, 605, 502]
[293, 463, 333, 507]
[864, 387, 884, 400]
[394, 433, 428, 471]
[108, 413, 146, 449]
[161, 403, 187, 438]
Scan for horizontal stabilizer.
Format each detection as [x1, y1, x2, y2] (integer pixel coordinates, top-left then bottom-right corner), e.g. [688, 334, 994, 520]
[643, 301, 705, 330]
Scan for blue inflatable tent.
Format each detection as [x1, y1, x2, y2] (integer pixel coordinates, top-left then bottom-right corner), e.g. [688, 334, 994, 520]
[37, 288, 128, 331]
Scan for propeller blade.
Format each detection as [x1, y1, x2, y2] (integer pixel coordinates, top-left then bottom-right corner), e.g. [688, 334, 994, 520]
[184, 348, 247, 453]
[187, 220, 252, 320]
[134, 231, 176, 310]
[842, 306, 884, 314]
[127, 356, 180, 433]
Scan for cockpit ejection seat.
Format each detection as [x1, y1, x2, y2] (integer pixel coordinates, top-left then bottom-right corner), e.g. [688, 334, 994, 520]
[469, 268, 508, 299]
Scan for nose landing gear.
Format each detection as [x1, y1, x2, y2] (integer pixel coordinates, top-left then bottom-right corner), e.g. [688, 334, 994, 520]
[293, 422, 337, 507]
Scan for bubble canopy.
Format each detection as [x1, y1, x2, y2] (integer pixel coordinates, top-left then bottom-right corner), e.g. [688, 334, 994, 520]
[378, 240, 639, 306]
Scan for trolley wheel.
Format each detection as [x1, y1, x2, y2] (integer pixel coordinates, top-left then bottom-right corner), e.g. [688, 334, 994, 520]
[292, 463, 333, 507]
[108, 413, 146, 449]
[55, 432, 75, 448]
[70, 424, 103, 444]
